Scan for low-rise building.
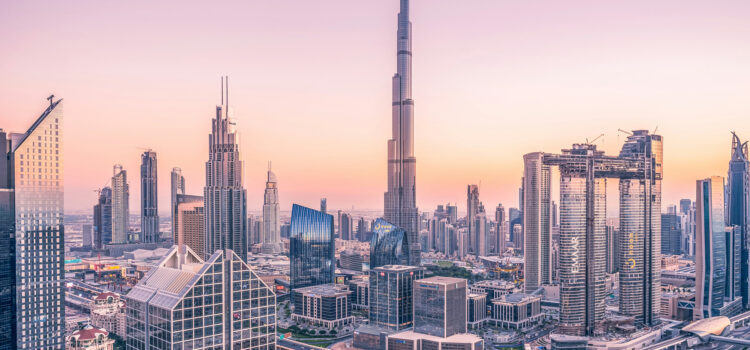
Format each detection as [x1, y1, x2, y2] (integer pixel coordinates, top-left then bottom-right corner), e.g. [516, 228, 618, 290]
[386, 331, 483, 350]
[292, 283, 354, 329]
[349, 277, 369, 310]
[489, 293, 542, 330]
[467, 293, 488, 329]
[67, 325, 115, 350]
[90, 292, 126, 337]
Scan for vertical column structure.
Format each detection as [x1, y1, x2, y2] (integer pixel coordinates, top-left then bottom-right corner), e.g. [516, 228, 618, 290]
[385, 0, 420, 266]
[727, 132, 750, 310]
[523, 152, 551, 293]
[204, 76, 248, 261]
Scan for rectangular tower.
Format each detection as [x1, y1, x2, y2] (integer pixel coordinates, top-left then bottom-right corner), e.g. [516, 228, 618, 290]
[289, 204, 335, 292]
[523, 152, 552, 293]
[369, 265, 424, 331]
[111, 165, 129, 244]
[140, 150, 158, 243]
[727, 132, 749, 309]
[413, 276, 467, 338]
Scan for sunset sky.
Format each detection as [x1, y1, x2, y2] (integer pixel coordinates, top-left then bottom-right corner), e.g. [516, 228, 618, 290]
[2, 0, 749, 216]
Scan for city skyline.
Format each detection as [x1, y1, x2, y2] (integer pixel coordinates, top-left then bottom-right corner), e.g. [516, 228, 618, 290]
[3, 0, 750, 215]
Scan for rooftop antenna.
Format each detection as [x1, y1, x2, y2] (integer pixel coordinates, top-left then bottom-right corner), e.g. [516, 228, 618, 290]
[653, 126, 659, 135]
[221, 76, 224, 105]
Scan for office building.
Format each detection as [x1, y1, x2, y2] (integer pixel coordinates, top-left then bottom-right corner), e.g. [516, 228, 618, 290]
[125, 246, 276, 350]
[495, 204, 505, 257]
[262, 164, 283, 254]
[1, 97, 65, 349]
[340, 250, 364, 272]
[204, 77, 248, 261]
[82, 223, 94, 248]
[523, 152, 552, 293]
[176, 196, 205, 259]
[93, 187, 113, 249]
[370, 265, 424, 331]
[727, 132, 749, 309]
[320, 198, 327, 214]
[339, 212, 353, 240]
[489, 293, 543, 330]
[370, 218, 411, 270]
[384, 0, 420, 267]
[467, 294, 487, 329]
[605, 226, 619, 274]
[140, 150, 158, 243]
[695, 177, 743, 319]
[385, 331, 483, 350]
[170, 167, 185, 238]
[292, 284, 353, 329]
[111, 164, 129, 244]
[290, 204, 334, 292]
[413, 276, 467, 338]
[661, 213, 682, 255]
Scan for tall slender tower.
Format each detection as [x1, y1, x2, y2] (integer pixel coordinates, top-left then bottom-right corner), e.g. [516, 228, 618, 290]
[727, 132, 749, 310]
[523, 152, 552, 293]
[204, 76, 248, 261]
[1, 97, 65, 349]
[385, 0, 420, 266]
[111, 164, 129, 244]
[170, 167, 186, 240]
[261, 163, 282, 254]
[140, 150, 158, 243]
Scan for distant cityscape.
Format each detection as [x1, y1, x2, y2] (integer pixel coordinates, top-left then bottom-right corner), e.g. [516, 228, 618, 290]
[2, 1, 750, 350]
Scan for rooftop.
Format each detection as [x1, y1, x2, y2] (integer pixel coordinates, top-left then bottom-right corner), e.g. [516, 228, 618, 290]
[295, 283, 351, 297]
[373, 264, 421, 272]
[492, 293, 540, 304]
[416, 276, 466, 285]
[389, 330, 482, 344]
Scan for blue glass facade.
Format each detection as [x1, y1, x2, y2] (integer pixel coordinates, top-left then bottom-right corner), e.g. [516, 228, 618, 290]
[93, 186, 112, 249]
[696, 177, 726, 318]
[0, 129, 17, 350]
[290, 204, 334, 292]
[370, 218, 410, 270]
[727, 132, 749, 309]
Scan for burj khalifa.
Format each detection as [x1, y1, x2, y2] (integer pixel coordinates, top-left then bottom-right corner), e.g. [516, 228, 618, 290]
[384, 0, 420, 266]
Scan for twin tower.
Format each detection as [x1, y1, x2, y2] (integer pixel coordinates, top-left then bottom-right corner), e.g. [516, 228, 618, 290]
[523, 130, 663, 336]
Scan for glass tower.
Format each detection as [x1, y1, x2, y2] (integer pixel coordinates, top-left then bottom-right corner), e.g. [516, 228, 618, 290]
[111, 164, 129, 244]
[523, 152, 552, 293]
[370, 218, 410, 270]
[140, 150, 158, 243]
[289, 204, 334, 292]
[204, 76, 248, 262]
[384, 0, 420, 266]
[727, 132, 749, 309]
[94, 187, 113, 249]
[696, 177, 726, 318]
[369, 265, 424, 331]
[413, 276, 467, 338]
[1, 97, 65, 349]
[171, 167, 186, 240]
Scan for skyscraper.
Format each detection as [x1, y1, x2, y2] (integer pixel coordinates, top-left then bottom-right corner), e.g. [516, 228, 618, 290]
[1, 97, 65, 349]
[290, 204, 334, 292]
[170, 167, 185, 239]
[495, 204, 505, 258]
[618, 130, 662, 327]
[93, 187, 113, 249]
[523, 152, 552, 293]
[384, 0, 420, 267]
[175, 194, 204, 258]
[111, 164, 129, 244]
[339, 212, 353, 240]
[695, 177, 743, 319]
[320, 198, 327, 214]
[466, 184, 480, 255]
[262, 164, 282, 254]
[413, 276, 467, 338]
[140, 150, 158, 243]
[369, 265, 424, 331]
[370, 218, 411, 270]
[204, 77, 248, 261]
[474, 208, 488, 256]
[661, 213, 682, 255]
[727, 132, 749, 309]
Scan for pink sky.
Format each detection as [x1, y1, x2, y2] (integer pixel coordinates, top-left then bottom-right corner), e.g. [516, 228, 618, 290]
[1, 0, 749, 215]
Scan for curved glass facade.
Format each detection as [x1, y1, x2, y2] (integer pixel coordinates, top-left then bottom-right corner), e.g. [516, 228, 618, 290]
[370, 218, 410, 270]
[290, 204, 334, 292]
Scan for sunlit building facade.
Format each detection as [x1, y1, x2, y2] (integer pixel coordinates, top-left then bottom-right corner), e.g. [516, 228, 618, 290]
[94, 187, 113, 249]
[170, 167, 186, 239]
[140, 150, 158, 243]
[727, 132, 750, 309]
[111, 164, 129, 244]
[522, 152, 551, 293]
[290, 204, 334, 292]
[370, 218, 410, 270]
[1, 97, 65, 349]
[413, 277, 467, 338]
[369, 265, 423, 331]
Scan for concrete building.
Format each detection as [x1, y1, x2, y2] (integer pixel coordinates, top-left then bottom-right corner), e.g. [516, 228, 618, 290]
[262, 164, 283, 254]
[495, 204, 505, 258]
[292, 284, 353, 329]
[467, 293, 488, 329]
[489, 293, 543, 330]
[348, 278, 369, 310]
[90, 292, 126, 337]
[523, 152, 552, 293]
[140, 150, 158, 243]
[386, 331, 483, 350]
[467, 184, 480, 255]
[111, 164, 129, 244]
[67, 325, 114, 350]
[124, 246, 276, 349]
[340, 250, 364, 272]
[94, 187, 113, 249]
[170, 167, 185, 239]
[176, 197, 205, 259]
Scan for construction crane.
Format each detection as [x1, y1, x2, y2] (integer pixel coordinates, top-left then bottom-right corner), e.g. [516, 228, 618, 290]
[585, 133, 605, 145]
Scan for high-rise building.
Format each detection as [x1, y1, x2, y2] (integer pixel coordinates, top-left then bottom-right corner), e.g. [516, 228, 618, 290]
[357, 217, 371, 242]
[661, 213, 682, 255]
[93, 187, 113, 249]
[370, 218, 411, 270]
[679, 199, 692, 215]
[369, 265, 424, 331]
[204, 77, 248, 261]
[495, 204, 505, 258]
[82, 223, 93, 248]
[695, 177, 743, 319]
[618, 131, 662, 327]
[339, 212, 353, 240]
[523, 152, 552, 293]
[111, 164, 129, 244]
[170, 167, 185, 239]
[1, 97, 65, 349]
[262, 164, 283, 254]
[290, 204, 334, 292]
[320, 198, 327, 214]
[605, 226, 619, 274]
[176, 195, 205, 258]
[446, 204, 458, 224]
[678, 199, 696, 256]
[474, 209, 488, 256]
[125, 246, 276, 350]
[466, 184, 480, 255]
[727, 132, 749, 309]
[413, 277, 467, 338]
[384, 0, 420, 267]
[140, 150, 158, 243]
